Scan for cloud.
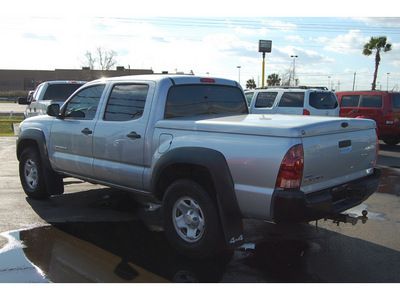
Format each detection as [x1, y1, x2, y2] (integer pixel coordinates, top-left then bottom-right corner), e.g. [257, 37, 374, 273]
[22, 33, 57, 41]
[285, 35, 304, 43]
[316, 30, 368, 54]
[263, 20, 297, 31]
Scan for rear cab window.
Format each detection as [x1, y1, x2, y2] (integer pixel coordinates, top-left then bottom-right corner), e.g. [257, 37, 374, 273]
[165, 84, 247, 118]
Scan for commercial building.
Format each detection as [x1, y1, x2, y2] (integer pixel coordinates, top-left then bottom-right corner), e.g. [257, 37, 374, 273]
[0, 67, 154, 92]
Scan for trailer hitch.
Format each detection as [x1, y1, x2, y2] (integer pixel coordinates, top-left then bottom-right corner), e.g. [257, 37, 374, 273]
[326, 210, 368, 226]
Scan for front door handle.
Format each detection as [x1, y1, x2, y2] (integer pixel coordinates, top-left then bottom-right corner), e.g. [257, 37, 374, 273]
[81, 128, 93, 135]
[127, 131, 141, 139]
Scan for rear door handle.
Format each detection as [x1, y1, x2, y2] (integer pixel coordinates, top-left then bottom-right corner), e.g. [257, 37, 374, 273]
[127, 131, 141, 139]
[81, 128, 93, 135]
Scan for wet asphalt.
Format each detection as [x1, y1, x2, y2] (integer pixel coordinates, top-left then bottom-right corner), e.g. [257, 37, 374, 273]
[0, 136, 399, 283]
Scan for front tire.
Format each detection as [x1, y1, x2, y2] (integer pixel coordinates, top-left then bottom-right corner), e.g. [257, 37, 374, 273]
[19, 147, 49, 199]
[162, 179, 224, 259]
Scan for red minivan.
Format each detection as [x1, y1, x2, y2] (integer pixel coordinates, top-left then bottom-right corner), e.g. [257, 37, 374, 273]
[336, 91, 400, 145]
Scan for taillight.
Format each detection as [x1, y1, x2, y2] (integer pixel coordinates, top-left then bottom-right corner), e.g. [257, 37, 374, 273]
[385, 111, 394, 124]
[303, 109, 310, 115]
[276, 144, 304, 189]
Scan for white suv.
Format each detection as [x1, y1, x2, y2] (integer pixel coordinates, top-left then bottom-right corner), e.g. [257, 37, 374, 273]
[246, 87, 339, 116]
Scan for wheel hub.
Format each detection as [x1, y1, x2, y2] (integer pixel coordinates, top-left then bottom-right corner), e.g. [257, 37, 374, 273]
[24, 159, 38, 189]
[184, 209, 200, 228]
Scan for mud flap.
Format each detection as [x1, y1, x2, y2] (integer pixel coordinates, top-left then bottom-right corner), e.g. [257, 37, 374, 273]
[43, 166, 64, 196]
[216, 200, 245, 249]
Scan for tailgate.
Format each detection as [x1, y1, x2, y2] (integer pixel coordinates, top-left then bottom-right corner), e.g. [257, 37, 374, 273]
[301, 127, 377, 194]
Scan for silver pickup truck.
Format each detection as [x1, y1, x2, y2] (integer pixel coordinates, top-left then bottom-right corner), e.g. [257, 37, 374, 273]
[16, 75, 381, 258]
[18, 80, 86, 118]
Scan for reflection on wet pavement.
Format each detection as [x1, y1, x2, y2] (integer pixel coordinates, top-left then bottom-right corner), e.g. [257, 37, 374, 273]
[0, 166, 399, 283]
[377, 167, 400, 197]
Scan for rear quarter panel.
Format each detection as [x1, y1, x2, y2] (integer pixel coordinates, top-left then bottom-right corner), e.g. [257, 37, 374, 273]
[150, 126, 301, 220]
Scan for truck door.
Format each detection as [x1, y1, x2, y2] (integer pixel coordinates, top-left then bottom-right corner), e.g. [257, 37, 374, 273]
[49, 84, 106, 178]
[92, 82, 154, 190]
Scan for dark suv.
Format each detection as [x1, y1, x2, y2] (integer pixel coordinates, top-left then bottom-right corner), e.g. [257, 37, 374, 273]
[336, 91, 400, 145]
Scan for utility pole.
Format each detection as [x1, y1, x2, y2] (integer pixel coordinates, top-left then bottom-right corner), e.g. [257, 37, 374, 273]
[353, 72, 356, 91]
[387, 73, 390, 91]
[291, 55, 298, 86]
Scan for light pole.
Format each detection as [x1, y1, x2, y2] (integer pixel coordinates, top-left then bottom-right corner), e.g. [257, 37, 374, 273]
[387, 73, 390, 91]
[237, 66, 241, 84]
[291, 55, 298, 86]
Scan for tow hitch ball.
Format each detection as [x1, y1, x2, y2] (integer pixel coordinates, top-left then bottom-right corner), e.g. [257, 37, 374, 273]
[327, 210, 368, 226]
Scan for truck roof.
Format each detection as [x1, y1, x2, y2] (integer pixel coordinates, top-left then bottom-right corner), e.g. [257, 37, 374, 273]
[89, 74, 240, 87]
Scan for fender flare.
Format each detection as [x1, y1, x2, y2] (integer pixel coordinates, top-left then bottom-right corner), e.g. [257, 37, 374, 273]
[152, 147, 244, 249]
[17, 129, 63, 195]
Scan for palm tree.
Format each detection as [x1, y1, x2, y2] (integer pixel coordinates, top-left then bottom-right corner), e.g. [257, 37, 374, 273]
[362, 36, 392, 90]
[267, 73, 281, 86]
[246, 78, 256, 89]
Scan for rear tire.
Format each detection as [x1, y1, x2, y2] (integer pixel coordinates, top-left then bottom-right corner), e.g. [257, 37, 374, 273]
[382, 137, 400, 146]
[19, 147, 49, 199]
[162, 179, 224, 259]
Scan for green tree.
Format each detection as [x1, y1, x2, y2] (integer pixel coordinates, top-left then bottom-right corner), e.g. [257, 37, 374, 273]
[362, 36, 392, 90]
[267, 73, 281, 86]
[246, 78, 256, 89]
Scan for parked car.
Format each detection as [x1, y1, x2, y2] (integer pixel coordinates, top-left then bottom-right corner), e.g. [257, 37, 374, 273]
[18, 80, 86, 118]
[336, 90, 400, 145]
[247, 86, 339, 116]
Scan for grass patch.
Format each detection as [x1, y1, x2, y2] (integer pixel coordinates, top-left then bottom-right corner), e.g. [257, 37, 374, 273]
[0, 116, 24, 136]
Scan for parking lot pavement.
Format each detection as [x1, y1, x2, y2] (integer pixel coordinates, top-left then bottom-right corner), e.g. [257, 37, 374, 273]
[0, 102, 25, 115]
[0, 137, 399, 282]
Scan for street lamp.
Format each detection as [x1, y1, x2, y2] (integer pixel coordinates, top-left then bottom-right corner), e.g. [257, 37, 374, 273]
[387, 73, 390, 91]
[237, 66, 241, 84]
[291, 55, 298, 86]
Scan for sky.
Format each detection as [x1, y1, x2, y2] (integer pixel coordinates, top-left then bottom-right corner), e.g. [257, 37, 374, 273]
[1, 0, 400, 91]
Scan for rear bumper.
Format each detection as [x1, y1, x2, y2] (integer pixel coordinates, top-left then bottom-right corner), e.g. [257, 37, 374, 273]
[272, 168, 382, 223]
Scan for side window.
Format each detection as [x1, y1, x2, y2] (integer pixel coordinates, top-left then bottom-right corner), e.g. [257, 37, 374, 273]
[245, 92, 254, 106]
[360, 95, 382, 108]
[64, 85, 105, 120]
[340, 95, 360, 107]
[392, 94, 400, 108]
[278, 92, 304, 107]
[32, 84, 44, 102]
[104, 84, 149, 121]
[255, 92, 278, 108]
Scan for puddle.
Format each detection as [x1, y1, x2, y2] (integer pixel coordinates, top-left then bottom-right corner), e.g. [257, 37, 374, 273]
[377, 167, 400, 197]
[345, 204, 388, 221]
[0, 220, 399, 283]
[0, 231, 49, 283]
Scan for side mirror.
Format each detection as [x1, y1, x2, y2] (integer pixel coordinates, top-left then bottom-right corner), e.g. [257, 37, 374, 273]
[47, 103, 60, 117]
[18, 97, 28, 105]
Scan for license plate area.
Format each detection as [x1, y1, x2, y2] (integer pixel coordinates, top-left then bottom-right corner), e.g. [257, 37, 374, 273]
[331, 184, 349, 202]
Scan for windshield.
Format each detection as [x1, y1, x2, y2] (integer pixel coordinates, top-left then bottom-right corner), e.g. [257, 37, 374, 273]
[165, 84, 248, 118]
[43, 83, 85, 101]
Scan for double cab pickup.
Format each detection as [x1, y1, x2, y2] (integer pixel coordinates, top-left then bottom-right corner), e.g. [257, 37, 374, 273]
[17, 75, 381, 258]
